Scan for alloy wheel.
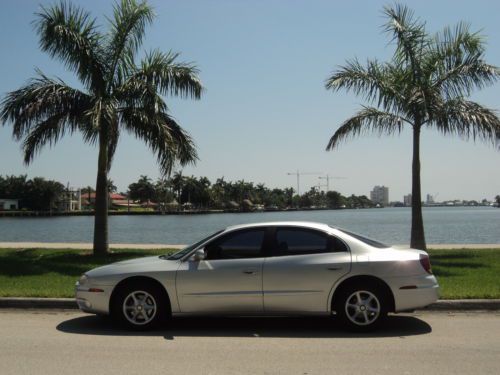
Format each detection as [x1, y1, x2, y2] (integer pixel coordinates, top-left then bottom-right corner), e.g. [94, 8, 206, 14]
[344, 290, 381, 326]
[122, 290, 157, 326]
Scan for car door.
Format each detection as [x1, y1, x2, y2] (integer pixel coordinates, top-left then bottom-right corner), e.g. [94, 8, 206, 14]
[176, 228, 267, 313]
[263, 226, 351, 312]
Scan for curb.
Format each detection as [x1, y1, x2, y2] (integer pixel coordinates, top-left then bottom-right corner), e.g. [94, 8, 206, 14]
[424, 299, 500, 311]
[0, 297, 77, 309]
[0, 297, 499, 311]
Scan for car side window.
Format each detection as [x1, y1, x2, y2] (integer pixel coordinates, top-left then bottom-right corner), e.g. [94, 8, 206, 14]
[274, 228, 348, 256]
[204, 229, 265, 260]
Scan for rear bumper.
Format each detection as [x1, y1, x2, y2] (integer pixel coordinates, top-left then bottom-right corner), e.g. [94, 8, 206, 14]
[388, 274, 440, 312]
[75, 283, 112, 315]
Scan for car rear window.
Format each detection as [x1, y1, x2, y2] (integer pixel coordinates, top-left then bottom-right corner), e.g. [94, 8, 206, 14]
[335, 228, 389, 248]
[276, 228, 330, 255]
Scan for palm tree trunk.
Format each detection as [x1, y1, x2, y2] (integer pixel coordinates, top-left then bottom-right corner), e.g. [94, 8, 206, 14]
[93, 131, 109, 256]
[410, 124, 427, 250]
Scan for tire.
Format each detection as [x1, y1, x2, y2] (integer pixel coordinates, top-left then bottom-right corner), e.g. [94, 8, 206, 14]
[334, 282, 388, 332]
[111, 281, 169, 331]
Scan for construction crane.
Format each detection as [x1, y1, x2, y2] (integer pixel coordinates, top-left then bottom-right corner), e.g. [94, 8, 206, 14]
[318, 174, 347, 192]
[286, 170, 321, 195]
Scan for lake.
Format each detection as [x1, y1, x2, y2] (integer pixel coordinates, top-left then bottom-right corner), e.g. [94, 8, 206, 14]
[0, 206, 499, 245]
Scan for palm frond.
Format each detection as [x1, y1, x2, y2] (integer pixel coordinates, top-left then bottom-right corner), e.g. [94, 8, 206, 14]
[1, 71, 92, 139]
[106, 0, 155, 84]
[431, 98, 500, 144]
[22, 113, 69, 164]
[120, 108, 197, 175]
[325, 59, 406, 113]
[129, 49, 203, 99]
[383, 4, 427, 78]
[428, 23, 499, 97]
[34, 1, 105, 92]
[326, 107, 408, 150]
[107, 120, 120, 171]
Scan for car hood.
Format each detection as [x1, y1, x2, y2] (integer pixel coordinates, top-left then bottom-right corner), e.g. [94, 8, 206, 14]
[86, 256, 180, 280]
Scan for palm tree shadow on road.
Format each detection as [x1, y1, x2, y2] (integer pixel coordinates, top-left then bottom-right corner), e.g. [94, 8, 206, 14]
[56, 314, 431, 340]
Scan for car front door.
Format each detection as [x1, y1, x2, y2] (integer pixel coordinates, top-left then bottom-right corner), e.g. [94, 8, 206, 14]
[263, 227, 351, 313]
[176, 228, 267, 313]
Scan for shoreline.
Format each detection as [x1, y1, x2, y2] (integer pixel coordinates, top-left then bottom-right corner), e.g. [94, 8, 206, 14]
[0, 242, 498, 250]
[0, 205, 497, 218]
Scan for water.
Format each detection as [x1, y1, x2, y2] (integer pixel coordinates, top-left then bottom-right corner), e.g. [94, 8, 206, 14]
[0, 207, 498, 245]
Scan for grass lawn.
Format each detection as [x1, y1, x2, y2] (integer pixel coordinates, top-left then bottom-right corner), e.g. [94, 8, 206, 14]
[428, 249, 500, 299]
[0, 248, 174, 298]
[0, 247, 499, 299]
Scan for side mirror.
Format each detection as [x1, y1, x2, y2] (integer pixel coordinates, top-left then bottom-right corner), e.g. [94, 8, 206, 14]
[191, 249, 205, 261]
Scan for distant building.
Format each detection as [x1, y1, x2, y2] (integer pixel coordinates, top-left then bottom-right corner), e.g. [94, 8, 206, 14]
[82, 192, 127, 208]
[0, 198, 19, 210]
[57, 189, 82, 212]
[370, 186, 389, 206]
[404, 194, 412, 206]
[426, 194, 434, 204]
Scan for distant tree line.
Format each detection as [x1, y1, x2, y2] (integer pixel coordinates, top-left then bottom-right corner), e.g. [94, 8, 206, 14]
[126, 173, 375, 210]
[0, 175, 65, 210]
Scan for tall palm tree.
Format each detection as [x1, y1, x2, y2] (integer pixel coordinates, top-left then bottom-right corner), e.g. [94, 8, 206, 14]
[1, 0, 202, 255]
[325, 4, 500, 250]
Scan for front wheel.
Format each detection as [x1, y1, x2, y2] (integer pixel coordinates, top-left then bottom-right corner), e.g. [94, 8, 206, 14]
[335, 284, 388, 331]
[111, 281, 168, 330]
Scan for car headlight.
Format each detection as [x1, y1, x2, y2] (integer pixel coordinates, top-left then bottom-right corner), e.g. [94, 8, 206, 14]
[78, 274, 89, 285]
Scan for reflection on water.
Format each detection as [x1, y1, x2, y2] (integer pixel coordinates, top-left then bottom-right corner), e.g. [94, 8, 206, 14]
[0, 207, 498, 245]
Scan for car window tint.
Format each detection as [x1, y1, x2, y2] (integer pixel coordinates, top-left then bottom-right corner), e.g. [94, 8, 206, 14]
[275, 228, 330, 255]
[331, 236, 349, 252]
[206, 229, 265, 259]
[336, 228, 389, 248]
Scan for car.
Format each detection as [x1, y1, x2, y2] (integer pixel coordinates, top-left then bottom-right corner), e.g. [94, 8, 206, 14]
[75, 221, 439, 331]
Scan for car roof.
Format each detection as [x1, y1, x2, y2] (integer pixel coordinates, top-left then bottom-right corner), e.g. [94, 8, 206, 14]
[224, 221, 333, 232]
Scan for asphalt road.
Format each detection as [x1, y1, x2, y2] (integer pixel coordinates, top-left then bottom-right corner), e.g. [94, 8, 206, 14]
[1, 310, 499, 375]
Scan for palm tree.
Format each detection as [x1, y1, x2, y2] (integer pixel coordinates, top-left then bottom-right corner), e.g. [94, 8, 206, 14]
[170, 171, 185, 203]
[1, 0, 202, 255]
[325, 4, 500, 250]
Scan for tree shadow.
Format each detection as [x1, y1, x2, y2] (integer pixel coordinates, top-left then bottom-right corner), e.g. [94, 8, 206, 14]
[56, 314, 432, 340]
[430, 252, 488, 278]
[0, 249, 165, 277]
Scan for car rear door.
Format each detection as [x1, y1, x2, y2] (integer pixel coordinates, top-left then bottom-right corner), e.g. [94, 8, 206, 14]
[263, 226, 351, 313]
[176, 228, 267, 313]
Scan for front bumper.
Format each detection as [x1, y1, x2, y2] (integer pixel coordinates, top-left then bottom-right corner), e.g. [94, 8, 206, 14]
[75, 282, 113, 315]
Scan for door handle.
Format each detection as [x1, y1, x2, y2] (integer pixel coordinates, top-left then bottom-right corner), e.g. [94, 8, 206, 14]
[243, 269, 258, 275]
[327, 267, 341, 271]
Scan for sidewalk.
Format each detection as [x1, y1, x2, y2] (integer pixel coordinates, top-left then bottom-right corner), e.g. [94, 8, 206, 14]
[0, 297, 499, 311]
[0, 242, 184, 250]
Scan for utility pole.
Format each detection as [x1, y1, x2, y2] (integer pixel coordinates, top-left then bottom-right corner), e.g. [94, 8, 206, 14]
[318, 174, 347, 192]
[286, 170, 321, 195]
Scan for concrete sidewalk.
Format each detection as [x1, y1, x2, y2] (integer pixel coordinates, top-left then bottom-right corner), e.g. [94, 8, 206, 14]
[0, 242, 184, 250]
[0, 297, 499, 311]
[1, 242, 498, 250]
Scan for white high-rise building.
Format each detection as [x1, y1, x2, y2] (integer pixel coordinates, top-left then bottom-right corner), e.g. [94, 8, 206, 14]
[370, 185, 389, 206]
[404, 194, 412, 206]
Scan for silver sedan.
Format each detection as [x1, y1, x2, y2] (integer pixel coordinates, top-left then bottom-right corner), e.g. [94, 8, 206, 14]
[76, 222, 439, 331]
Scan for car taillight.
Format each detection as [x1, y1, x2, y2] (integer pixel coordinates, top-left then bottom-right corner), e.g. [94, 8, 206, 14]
[419, 254, 432, 274]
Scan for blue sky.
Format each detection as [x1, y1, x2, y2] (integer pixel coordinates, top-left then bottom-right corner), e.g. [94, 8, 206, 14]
[1, 0, 499, 201]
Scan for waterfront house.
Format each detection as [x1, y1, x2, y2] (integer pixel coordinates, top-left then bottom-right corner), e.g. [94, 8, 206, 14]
[82, 192, 128, 209]
[0, 198, 19, 210]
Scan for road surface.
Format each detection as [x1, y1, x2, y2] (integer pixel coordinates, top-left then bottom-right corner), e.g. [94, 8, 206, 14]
[0, 310, 498, 374]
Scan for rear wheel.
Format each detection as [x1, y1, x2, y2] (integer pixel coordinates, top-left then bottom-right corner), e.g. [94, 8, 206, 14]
[111, 281, 168, 330]
[335, 283, 388, 331]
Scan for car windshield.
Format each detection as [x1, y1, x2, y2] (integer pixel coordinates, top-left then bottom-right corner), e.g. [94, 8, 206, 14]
[333, 227, 390, 249]
[165, 230, 224, 260]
